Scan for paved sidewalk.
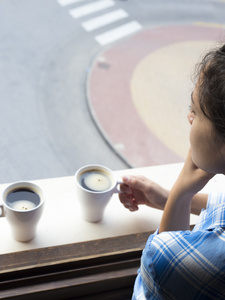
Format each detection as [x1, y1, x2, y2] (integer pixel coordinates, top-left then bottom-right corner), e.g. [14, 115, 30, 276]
[87, 24, 225, 168]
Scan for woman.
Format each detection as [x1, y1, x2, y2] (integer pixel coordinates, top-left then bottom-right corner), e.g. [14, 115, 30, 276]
[119, 44, 225, 299]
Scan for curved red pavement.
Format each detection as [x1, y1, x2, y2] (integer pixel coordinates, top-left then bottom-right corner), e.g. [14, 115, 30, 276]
[87, 25, 225, 167]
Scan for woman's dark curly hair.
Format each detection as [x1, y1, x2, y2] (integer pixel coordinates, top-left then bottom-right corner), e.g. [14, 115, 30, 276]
[194, 44, 225, 141]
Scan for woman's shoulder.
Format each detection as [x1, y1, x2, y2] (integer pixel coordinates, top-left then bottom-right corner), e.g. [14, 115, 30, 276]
[141, 228, 225, 299]
[142, 227, 225, 274]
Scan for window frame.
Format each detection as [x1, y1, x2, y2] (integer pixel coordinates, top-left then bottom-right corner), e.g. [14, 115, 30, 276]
[0, 231, 152, 299]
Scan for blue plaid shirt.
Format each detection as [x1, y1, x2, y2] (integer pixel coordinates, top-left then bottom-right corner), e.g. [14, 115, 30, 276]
[132, 193, 225, 300]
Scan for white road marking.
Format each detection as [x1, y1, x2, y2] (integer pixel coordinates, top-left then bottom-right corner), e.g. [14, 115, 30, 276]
[69, 0, 115, 19]
[82, 9, 128, 32]
[95, 21, 142, 45]
[57, 0, 85, 7]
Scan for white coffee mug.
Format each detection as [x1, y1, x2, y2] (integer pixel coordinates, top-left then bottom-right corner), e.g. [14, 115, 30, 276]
[75, 165, 122, 222]
[0, 181, 45, 242]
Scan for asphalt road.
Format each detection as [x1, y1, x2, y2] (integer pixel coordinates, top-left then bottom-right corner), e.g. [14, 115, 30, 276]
[0, 0, 225, 184]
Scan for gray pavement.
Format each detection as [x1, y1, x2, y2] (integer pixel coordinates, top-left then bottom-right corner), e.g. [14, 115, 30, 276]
[0, 0, 225, 184]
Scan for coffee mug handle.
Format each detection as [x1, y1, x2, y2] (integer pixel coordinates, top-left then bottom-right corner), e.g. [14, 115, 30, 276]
[0, 203, 5, 217]
[113, 179, 124, 194]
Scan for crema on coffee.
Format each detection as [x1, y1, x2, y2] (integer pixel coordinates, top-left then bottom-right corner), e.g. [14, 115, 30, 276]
[6, 188, 40, 211]
[79, 169, 112, 192]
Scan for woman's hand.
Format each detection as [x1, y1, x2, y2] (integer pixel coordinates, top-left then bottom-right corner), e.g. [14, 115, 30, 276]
[172, 149, 214, 197]
[159, 149, 214, 232]
[119, 175, 169, 212]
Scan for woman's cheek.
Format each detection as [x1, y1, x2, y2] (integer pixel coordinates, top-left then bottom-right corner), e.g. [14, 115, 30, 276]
[189, 123, 202, 168]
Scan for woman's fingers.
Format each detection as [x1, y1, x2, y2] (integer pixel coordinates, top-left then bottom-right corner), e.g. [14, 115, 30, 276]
[119, 192, 138, 211]
[119, 183, 133, 194]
